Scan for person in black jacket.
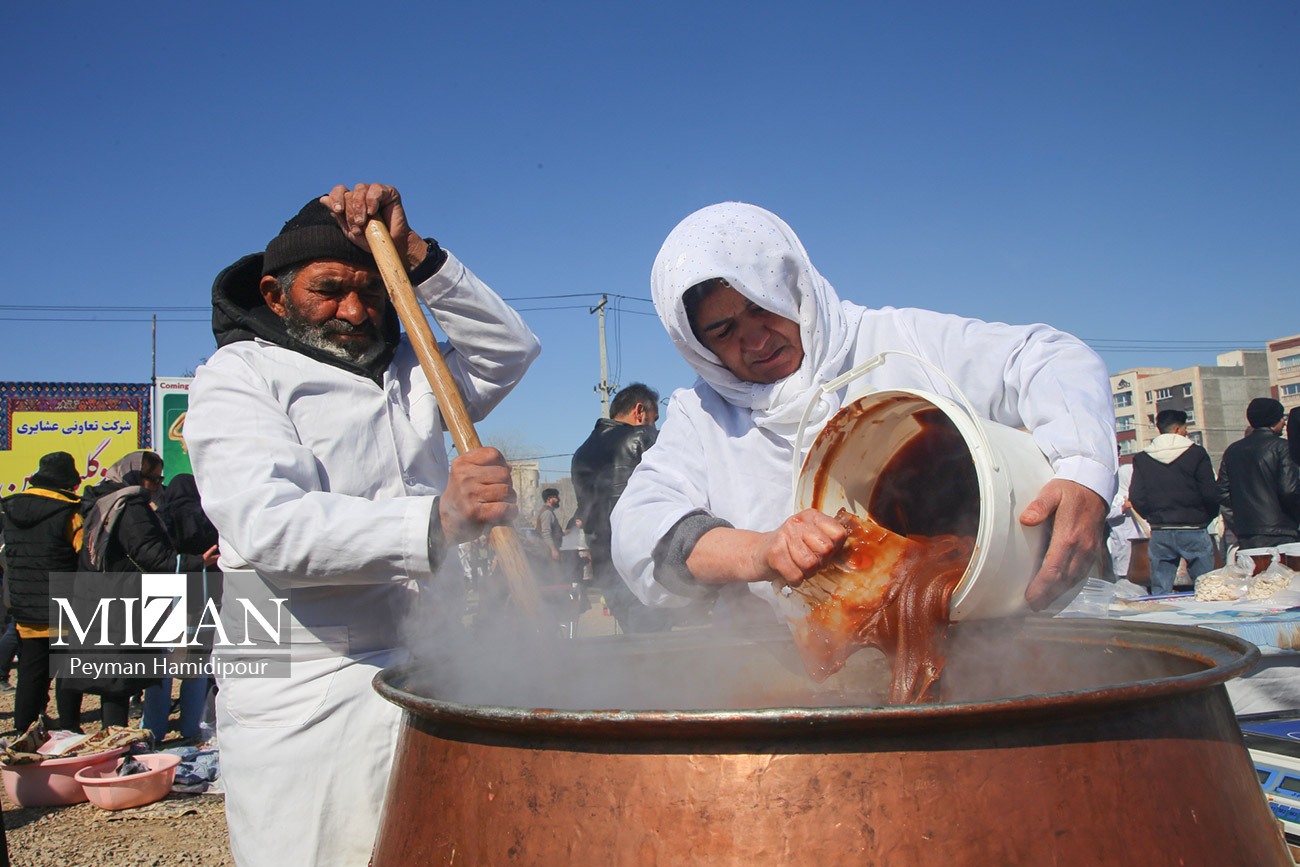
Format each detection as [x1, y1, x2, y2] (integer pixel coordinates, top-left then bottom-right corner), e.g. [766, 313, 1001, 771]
[1217, 398, 1300, 549]
[60, 451, 217, 731]
[142, 473, 221, 744]
[0, 452, 86, 732]
[571, 383, 674, 633]
[1130, 410, 1222, 595]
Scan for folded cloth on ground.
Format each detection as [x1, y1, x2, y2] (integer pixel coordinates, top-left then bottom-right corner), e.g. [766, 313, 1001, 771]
[162, 745, 221, 794]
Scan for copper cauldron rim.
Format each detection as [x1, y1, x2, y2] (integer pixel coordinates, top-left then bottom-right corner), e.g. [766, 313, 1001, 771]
[373, 618, 1259, 740]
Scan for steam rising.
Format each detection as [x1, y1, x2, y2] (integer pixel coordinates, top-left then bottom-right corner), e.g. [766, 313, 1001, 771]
[397, 570, 1209, 714]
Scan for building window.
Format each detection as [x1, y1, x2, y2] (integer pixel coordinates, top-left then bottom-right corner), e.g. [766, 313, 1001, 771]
[1283, 383, 1300, 397]
[1145, 391, 1152, 402]
[1185, 409, 1196, 425]
[1155, 387, 1174, 400]
[1181, 384, 1193, 397]
[1113, 391, 1133, 408]
[1118, 439, 1137, 456]
[1116, 415, 1135, 431]
[1279, 354, 1300, 371]
[1147, 414, 1155, 425]
[1189, 431, 1204, 446]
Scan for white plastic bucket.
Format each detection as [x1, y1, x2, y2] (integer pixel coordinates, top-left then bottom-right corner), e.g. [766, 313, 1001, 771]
[792, 358, 1072, 621]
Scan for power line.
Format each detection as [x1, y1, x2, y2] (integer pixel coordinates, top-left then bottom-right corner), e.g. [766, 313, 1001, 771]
[0, 304, 207, 312]
[0, 316, 209, 323]
[500, 293, 652, 304]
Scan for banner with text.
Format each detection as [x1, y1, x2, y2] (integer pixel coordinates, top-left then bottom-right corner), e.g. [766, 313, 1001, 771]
[0, 382, 151, 495]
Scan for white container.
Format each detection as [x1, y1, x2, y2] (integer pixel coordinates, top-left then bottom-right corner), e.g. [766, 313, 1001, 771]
[792, 354, 1080, 621]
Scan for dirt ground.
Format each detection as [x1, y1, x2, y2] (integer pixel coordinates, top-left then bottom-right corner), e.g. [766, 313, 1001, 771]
[0, 589, 626, 866]
[0, 683, 233, 867]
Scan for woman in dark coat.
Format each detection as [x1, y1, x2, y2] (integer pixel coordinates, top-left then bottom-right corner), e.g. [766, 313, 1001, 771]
[61, 451, 217, 730]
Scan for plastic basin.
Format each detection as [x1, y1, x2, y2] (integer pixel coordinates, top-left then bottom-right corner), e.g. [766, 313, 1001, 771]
[75, 752, 181, 811]
[1, 748, 126, 807]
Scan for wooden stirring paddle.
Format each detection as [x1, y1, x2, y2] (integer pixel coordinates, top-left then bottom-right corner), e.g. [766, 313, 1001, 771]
[365, 219, 542, 619]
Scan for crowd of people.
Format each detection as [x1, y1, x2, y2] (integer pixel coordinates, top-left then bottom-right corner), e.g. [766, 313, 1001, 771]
[5, 181, 1293, 866]
[0, 451, 220, 741]
[1107, 399, 1300, 590]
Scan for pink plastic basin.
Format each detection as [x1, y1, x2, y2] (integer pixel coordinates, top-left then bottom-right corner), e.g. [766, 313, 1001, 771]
[75, 752, 181, 811]
[1, 748, 126, 807]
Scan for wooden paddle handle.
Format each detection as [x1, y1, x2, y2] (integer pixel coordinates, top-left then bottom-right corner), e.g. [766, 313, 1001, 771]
[365, 220, 541, 619]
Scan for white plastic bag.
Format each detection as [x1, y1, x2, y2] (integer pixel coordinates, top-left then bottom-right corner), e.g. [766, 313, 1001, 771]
[1247, 552, 1297, 600]
[1195, 551, 1252, 602]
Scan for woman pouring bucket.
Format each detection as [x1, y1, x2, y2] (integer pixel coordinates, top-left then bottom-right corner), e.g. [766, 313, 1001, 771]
[611, 202, 1117, 629]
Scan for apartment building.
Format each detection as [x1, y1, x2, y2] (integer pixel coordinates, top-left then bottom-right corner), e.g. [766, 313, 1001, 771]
[1111, 351, 1271, 468]
[1267, 333, 1300, 414]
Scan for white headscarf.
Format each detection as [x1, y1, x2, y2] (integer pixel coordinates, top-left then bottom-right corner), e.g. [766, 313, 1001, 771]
[651, 202, 865, 447]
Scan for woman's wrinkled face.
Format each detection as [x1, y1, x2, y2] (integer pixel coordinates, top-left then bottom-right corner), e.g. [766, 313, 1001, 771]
[690, 281, 804, 384]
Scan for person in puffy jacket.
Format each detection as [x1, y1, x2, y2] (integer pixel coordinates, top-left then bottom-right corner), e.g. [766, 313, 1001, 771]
[1130, 409, 1223, 595]
[1217, 398, 1300, 549]
[0, 452, 85, 732]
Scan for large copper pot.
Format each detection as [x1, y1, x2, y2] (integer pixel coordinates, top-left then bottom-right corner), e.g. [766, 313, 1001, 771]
[372, 618, 1287, 866]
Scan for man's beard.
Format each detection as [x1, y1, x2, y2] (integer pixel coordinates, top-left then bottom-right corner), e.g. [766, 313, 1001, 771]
[282, 301, 386, 367]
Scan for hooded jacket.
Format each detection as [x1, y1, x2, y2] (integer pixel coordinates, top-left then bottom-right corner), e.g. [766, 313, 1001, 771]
[1129, 433, 1221, 528]
[210, 251, 429, 384]
[612, 202, 1117, 616]
[1217, 429, 1300, 538]
[0, 487, 81, 624]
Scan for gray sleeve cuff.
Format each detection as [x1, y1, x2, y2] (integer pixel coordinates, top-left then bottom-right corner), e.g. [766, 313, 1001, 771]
[427, 496, 447, 571]
[651, 510, 733, 600]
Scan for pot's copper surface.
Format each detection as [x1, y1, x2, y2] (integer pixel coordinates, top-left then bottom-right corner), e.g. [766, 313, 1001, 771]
[372, 619, 1287, 866]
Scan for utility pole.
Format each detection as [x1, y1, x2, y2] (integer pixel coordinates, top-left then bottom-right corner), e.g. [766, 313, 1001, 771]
[590, 294, 615, 417]
[151, 314, 157, 385]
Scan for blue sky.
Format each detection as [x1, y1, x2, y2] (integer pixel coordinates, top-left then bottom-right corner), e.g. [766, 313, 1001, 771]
[2, 2, 1296, 480]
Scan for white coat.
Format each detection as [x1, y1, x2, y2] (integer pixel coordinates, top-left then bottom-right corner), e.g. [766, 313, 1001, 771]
[611, 203, 1116, 620]
[1107, 464, 1148, 578]
[185, 250, 539, 867]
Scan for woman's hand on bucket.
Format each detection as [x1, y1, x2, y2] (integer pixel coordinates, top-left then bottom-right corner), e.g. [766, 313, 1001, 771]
[1019, 479, 1107, 609]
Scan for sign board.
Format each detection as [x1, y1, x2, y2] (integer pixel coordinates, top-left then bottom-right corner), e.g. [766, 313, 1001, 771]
[154, 377, 193, 482]
[0, 382, 152, 495]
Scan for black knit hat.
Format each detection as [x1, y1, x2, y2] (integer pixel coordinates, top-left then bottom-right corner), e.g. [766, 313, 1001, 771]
[261, 199, 377, 277]
[29, 451, 81, 491]
[1247, 397, 1285, 429]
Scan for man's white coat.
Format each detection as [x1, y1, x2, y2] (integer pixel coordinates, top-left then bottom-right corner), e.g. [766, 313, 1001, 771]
[186, 251, 539, 866]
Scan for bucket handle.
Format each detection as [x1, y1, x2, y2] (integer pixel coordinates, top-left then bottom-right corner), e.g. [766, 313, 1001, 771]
[791, 350, 999, 500]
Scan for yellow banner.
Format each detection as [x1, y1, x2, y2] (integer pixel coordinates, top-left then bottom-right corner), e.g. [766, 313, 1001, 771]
[1, 411, 141, 495]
